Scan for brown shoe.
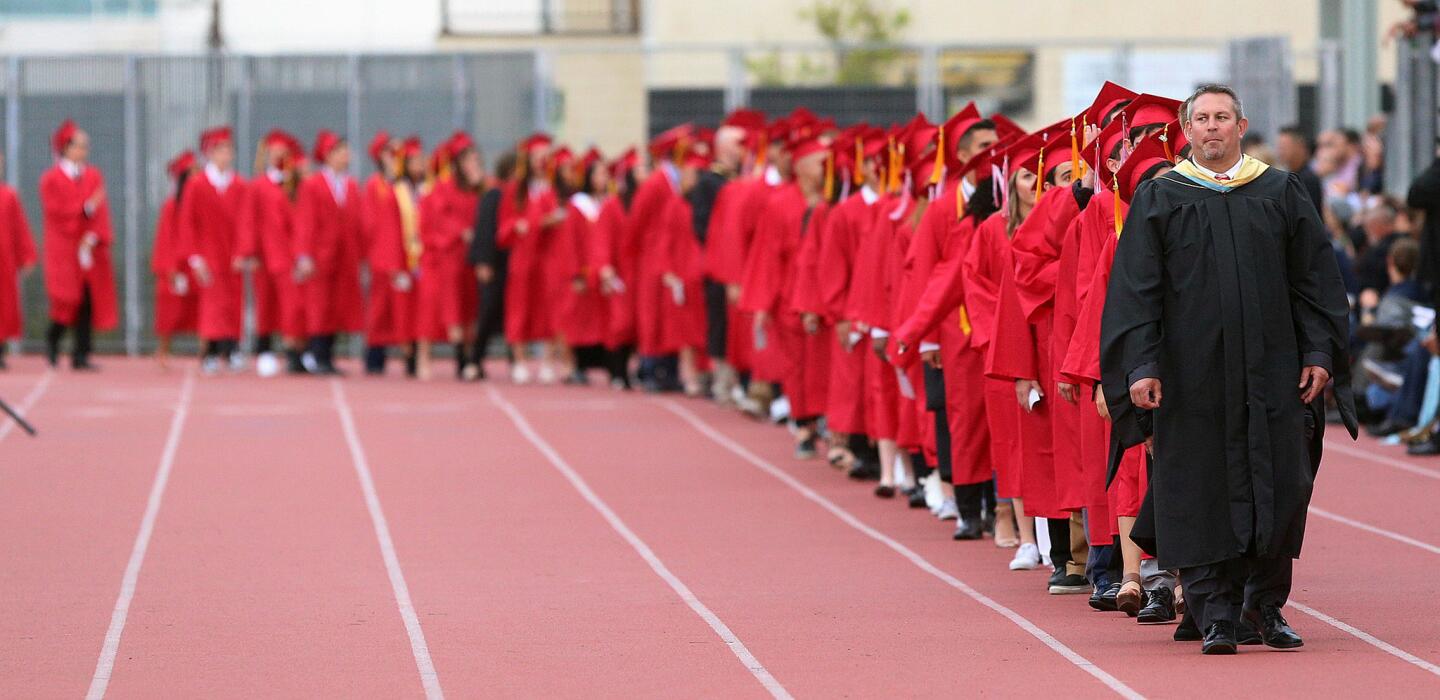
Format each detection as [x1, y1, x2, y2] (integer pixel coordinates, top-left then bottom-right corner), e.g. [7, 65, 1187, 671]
[1117, 575, 1144, 616]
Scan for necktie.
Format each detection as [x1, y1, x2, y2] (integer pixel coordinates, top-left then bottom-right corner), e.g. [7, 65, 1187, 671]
[1214, 173, 1231, 182]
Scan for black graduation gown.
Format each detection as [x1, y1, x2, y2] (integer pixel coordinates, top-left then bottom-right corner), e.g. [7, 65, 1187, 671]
[1100, 166, 1358, 570]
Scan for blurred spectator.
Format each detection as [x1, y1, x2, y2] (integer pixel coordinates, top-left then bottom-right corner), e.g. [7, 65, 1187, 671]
[1356, 238, 1425, 421]
[1243, 133, 1275, 164]
[1318, 128, 1365, 212]
[1277, 125, 1325, 209]
[1407, 148, 1440, 307]
[1355, 200, 1405, 307]
[1323, 200, 1361, 297]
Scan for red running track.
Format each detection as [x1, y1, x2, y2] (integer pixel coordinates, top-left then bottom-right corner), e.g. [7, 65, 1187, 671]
[1, 356, 1438, 698]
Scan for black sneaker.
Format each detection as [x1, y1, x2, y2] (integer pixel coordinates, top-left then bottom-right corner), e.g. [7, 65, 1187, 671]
[906, 485, 928, 509]
[1137, 586, 1177, 624]
[1089, 582, 1121, 611]
[1174, 612, 1202, 641]
[1049, 572, 1090, 595]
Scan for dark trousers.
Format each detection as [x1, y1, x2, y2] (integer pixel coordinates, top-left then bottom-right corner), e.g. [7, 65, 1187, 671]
[704, 278, 728, 361]
[1389, 338, 1428, 426]
[472, 252, 509, 365]
[46, 283, 94, 366]
[1179, 557, 1294, 631]
[923, 365, 953, 483]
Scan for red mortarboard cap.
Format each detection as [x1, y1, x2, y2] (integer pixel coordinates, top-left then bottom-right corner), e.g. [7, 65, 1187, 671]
[765, 118, 791, 142]
[1002, 131, 1046, 178]
[264, 129, 292, 151]
[790, 135, 829, 161]
[401, 136, 423, 159]
[552, 146, 575, 168]
[1086, 81, 1139, 127]
[167, 150, 195, 179]
[956, 133, 1017, 181]
[1038, 128, 1076, 179]
[939, 102, 983, 151]
[989, 114, 1026, 142]
[610, 147, 639, 178]
[446, 130, 475, 160]
[649, 124, 693, 161]
[681, 140, 713, 170]
[368, 131, 392, 162]
[721, 108, 766, 132]
[1083, 117, 1128, 189]
[1122, 94, 1184, 130]
[580, 147, 604, 172]
[1114, 133, 1175, 203]
[52, 119, 78, 156]
[313, 129, 343, 163]
[521, 132, 553, 153]
[199, 126, 233, 152]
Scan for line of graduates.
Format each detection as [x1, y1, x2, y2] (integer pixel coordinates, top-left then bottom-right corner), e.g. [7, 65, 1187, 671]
[630, 84, 1223, 641]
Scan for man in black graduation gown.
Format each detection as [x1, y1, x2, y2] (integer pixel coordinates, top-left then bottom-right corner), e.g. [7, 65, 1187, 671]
[467, 151, 518, 380]
[1100, 84, 1358, 655]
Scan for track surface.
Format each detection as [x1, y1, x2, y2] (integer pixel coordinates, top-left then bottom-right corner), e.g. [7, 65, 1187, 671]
[1, 356, 1437, 698]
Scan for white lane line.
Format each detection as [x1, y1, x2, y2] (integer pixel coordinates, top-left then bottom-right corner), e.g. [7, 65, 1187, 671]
[87, 371, 195, 700]
[488, 387, 791, 700]
[660, 399, 1144, 700]
[1309, 506, 1440, 556]
[331, 380, 444, 700]
[0, 371, 53, 443]
[1288, 601, 1440, 678]
[1323, 439, 1440, 482]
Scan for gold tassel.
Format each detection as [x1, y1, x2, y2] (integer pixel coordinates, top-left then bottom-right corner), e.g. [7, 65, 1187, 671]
[1069, 116, 1080, 184]
[1034, 147, 1045, 201]
[754, 133, 768, 177]
[1160, 123, 1173, 162]
[1078, 116, 1089, 180]
[824, 151, 835, 200]
[1113, 179, 1123, 237]
[929, 127, 944, 186]
[958, 305, 972, 335]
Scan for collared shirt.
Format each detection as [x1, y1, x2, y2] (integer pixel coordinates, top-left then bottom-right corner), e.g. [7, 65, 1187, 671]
[1192, 155, 1243, 182]
[661, 161, 680, 191]
[267, 167, 284, 184]
[59, 158, 83, 180]
[860, 185, 879, 205]
[322, 167, 349, 205]
[960, 177, 976, 202]
[205, 162, 234, 192]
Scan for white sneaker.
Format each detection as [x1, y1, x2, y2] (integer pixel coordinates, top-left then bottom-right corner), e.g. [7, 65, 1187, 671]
[769, 396, 791, 423]
[255, 352, 281, 378]
[228, 351, 247, 373]
[537, 363, 557, 385]
[935, 499, 960, 521]
[923, 473, 944, 512]
[301, 352, 320, 374]
[511, 364, 532, 384]
[201, 356, 220, 376]
[1009, 542, 1041, 571]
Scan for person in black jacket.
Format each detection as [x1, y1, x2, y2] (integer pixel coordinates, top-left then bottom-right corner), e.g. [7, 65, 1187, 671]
[1277, 125, 1325, 214]
[466, 150, 518, 380]
[1408, 151, 1440, 308]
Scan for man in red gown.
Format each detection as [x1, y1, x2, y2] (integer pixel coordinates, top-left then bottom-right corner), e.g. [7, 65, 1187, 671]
[176, 126, 250, 374]
[294, 130, 364, 375]
[40, 120, 118, 371]
[0, 152, 37, 370]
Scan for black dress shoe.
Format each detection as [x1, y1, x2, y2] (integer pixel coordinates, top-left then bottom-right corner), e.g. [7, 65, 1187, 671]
[1243, 606, 1304, 649]
[907, 485, 928, 509]
[1089, 582, 1120, 611]
[71, 359, 100, 372]
[874, 484, 896, 499]
[1202, 621, 1238, 655]
[953, 519, 985, 540]
[847, 460, 880, 481]
[1365, 418, 1414, 438]
[1174, 612, 1201, 641]
[1407, 437, 1440, 457]
[1137, 586, 1177, 624]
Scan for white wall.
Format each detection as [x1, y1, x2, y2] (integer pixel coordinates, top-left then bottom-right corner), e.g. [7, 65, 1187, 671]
[220, 0, 443, 53]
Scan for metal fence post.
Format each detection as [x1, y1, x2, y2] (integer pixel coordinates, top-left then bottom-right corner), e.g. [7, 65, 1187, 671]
[347, 53, 362, 177]
[533, 49, 553, 131]
[452, 53, 469, 131]
[724, 47, 747, 111]
[5, 57, 19, 191]
[123, 56, 141, 356]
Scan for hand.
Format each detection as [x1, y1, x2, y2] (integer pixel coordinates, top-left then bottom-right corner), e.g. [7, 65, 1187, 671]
[190, 257, 212, 287]
[802, 312, 820, 334]
[1058, 381, 1079, 404]
[461, 227, 475, 244]
[1299, 365, 1331, 404]
[921, 349, 941, 368]
[170, 272, 190, 296]
[571, 277, 587, 294]
[513, 219, 530, 236]
[1015, 379, 1043, 412]
[81, 231, 100, 249]
[1094, 386, 1110, 421]
[232, 256, 254, 272]
[1129, 377, 1162, 410]
[1082, 123, 1100, 148]
[662, 272, 682, 289]
[1358, 288, 1380, 310]
[86, 186, 107, 212]
[870, 335, 889, 361]
[392, 271, 412, 292]
[545, 209, 567, 227]
[726, 283, 741, 304]
[293, 255, 315, 283]
[753, 310, 769, 335]
[1144, 435, 1154, 455]
[475, 264, 493, 284]
[1424, 328, 1439, 356]
[835, 320, 852, 345]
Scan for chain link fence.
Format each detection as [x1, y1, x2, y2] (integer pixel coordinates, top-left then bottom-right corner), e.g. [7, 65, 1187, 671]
[5, 52, 535, 355]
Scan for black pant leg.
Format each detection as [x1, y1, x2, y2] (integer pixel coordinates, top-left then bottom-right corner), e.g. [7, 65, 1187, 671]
[46, 321, 66, 365]
[73, 284, 93, 365]
[1243, 557, 1294, 613]
[955, 482, 984, 520]
[473, 255, 508, 364]
[1047, 517, 1071, 570]
[703, 278, 728, 361]
[1180, 559, 1247, 631]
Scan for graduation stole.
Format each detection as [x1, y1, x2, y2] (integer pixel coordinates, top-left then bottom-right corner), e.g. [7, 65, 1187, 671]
[393, 180, 422, 271]
[1171, 155, 1269, 192]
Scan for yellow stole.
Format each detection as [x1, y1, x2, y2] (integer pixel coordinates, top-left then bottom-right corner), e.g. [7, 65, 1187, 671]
[1171, 154, 1269, 191]
[393, 180, 422, 271]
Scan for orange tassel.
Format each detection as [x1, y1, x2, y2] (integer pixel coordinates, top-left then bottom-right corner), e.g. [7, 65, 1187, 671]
[1034, 147, 1045, 201]
[754, 132, 768, 177]
[854, 138, 865, 186]
[1113, 179, 1123, 237]
[929, 127, 944, 186]
[1069, 116, 1080, 184]
[824, 151, 835, 200]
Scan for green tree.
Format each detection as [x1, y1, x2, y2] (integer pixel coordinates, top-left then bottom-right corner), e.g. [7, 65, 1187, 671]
[802, 0, 911, 85]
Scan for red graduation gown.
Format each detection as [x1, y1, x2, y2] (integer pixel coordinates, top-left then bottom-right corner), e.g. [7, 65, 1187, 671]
[815, 189, 875, 436]
[894, 184, 991, 485]
[965, 213, 1024, 499]
[844, 194, 904, 440]
[176, 172, 250, 341]
[151, 197, 196, 336]
[709, 177, 772, 373]
[294, 171, 365, 336]
[0, 185, 38, 340]
[739, 183, 829, 418]
[591, 197, 634, 350]
[415, 179, 479, 342]
[39, 164, 118, 330]
[241, 175, 305, 339]
[362, 174, 415, 346]
[555, 194, 610, 347]
[498, 180, 562, 344]
[883, 200, 924, 452]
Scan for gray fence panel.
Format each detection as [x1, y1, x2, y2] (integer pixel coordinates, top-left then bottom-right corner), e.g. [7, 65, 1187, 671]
[463, 52, 537, 164]
[356, 55, 461, 178]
